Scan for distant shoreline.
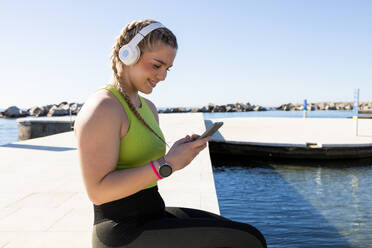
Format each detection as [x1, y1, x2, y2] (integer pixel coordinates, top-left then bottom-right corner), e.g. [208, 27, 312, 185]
[1, 101, 372, 118]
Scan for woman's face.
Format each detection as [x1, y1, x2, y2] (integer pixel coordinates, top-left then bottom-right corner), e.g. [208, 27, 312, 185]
[126, 41, 177, 95]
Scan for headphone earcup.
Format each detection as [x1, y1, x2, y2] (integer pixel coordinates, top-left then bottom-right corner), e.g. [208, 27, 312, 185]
[118, 45, 140, 66]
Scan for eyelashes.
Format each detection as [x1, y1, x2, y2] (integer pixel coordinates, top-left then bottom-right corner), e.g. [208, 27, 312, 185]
[152, 64, 171, 72]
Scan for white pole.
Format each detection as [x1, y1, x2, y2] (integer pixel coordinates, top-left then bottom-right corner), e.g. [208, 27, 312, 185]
[353, 89, 359, 136]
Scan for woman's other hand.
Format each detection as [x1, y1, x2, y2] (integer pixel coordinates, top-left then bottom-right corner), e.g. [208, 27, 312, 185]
[165, 135, 210, 171]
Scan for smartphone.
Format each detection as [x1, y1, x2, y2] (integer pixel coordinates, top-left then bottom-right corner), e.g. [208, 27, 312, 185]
[198, 122, 224, 140]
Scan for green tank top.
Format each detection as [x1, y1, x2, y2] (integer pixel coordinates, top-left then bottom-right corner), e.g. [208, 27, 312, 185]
[102, 85, 166, 189]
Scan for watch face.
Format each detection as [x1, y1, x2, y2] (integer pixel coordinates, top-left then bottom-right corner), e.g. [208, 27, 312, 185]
[159, 164, 172, 177]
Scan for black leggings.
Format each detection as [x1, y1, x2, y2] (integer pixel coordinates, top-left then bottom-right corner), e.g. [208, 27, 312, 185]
[92, 186, 267, 248]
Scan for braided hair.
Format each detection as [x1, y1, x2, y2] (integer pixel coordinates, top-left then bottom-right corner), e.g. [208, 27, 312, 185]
[110, 19, 178, 147]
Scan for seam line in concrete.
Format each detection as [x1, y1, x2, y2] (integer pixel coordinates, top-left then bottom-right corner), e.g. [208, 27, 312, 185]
[44, 208, 74, 231]
[4, 193, 35, 209]
[56, 192, 78, 208]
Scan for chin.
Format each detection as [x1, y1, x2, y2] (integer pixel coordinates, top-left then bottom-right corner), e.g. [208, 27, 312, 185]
[141, 88, 153, 95]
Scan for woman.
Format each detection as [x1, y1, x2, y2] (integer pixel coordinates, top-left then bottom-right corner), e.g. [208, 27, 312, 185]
[74, 19, 267, 248]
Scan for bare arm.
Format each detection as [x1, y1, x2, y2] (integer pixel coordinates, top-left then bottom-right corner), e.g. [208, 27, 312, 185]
[74, 97, 160, 205]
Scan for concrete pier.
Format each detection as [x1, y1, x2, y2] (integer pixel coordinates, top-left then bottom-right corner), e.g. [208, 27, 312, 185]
[17, 117, 76, 141]
[206, 117, 372, 159]
[0, 113, 219, 247]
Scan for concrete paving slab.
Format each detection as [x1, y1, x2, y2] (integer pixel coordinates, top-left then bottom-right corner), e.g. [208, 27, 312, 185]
[48, 208, 93, 232]
[57, 193, 92, 210]
[5, 192, 75, 209]
[2, 231, 91, 248]
[0, 233, 17, 247]
[0, 207, 68, 231]
[0, 193, 30, 209]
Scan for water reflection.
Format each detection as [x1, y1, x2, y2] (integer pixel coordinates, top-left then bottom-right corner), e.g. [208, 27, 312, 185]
[315, 167, 323, 195]
[213, 160, 372, 248]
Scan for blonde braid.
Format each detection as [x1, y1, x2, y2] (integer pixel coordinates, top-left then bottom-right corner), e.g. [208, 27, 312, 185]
[110, 19, 177, 148]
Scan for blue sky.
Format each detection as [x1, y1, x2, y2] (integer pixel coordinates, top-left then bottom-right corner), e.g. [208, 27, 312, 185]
[0, 0, 371, 109]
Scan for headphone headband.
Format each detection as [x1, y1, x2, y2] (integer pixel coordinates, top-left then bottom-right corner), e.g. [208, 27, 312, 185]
[129, 23, 165, 47]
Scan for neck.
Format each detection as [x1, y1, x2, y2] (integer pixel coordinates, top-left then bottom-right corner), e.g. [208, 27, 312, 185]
[113, 82, 141, 108]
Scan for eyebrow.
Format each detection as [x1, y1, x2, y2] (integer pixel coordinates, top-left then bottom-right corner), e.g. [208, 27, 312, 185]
[153, 58, 173, 68]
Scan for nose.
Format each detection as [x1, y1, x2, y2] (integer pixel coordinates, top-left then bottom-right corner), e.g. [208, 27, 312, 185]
[156, 69, 167, 81]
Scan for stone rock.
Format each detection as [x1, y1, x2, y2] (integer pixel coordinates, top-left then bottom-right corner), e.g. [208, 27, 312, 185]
[29, 106, 47, 117]
[178, 107, 188, 112]
[336, 102, 350, 110]
[363, 104, 372, 111]
[226, 105, 233, 112]
[253, 105, 266, 111]
[70, 103, 83, 115]
[191, 107, 199, 113]
[57, 101, 68, 108]
[207, 104, 216, 112]
[210, 105, 217, 112]
[214, 105, 226, 112]
[281, 103, 294, 111]
[200, 106, 208, 112]
[20, 109, 28, 116]
[244, 103, 253, 111]
[276, 103, 290, 111]
[235, 103, 243, 110]
[162, 108, 170, 113]
[344, 104, 352, 110]
[47, 105, 69, 116]
[58, 103, 70, 112]
[317, 102, 325, 110]
[3, 106, 28, 118]
[44, 104, 54, 113]
[326, 104, 337, 110]
[294, 104, 301, 111]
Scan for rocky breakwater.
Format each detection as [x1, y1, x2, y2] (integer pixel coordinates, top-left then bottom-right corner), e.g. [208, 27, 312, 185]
[158, 103, 267, 113]
[276, 102, 372, 112]
[0, 102, 83, 118]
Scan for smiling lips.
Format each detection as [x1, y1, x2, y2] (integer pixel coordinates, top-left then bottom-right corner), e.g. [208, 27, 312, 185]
[148, 79, 157, 88]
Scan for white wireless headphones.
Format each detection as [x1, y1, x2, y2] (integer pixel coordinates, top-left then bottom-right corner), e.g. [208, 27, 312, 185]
[118, 22, 165, 66]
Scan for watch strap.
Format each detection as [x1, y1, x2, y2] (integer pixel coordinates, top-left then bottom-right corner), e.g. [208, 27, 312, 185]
[150, 160, 162, 179]
[157, 156, 167, 165]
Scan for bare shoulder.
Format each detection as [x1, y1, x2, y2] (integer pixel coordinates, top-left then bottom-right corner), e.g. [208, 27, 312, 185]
[142, 97, 159, 124]
[74, 89, 125, 138]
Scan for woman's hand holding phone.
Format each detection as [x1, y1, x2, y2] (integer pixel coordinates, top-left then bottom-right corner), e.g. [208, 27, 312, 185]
[165, 122, 223, 172]
[165, 135, 210, 172]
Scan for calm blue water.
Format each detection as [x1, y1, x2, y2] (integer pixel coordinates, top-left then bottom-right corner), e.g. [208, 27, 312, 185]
[213, 164, 372, 248]
[1, 110, 372, 247]
[0, 117, 18, 145]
